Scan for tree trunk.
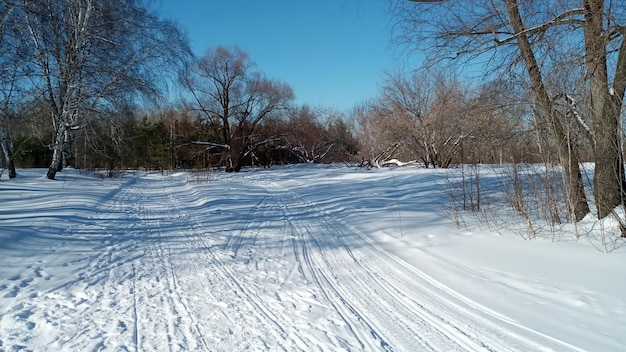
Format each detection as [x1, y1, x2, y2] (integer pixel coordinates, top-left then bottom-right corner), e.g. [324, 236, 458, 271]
[592, 99, 626, 218]
[2, 150, 16, 179]
[560, 139, 590, 221]
[63, 128, 75, 168]
[229, 145, 247, 172]
[47, 122, 67, 180]
[583, 0, 626, 218]
[538, 109, 589, 221]
[505, 0, 589, 220]
[0, 119, 16, 179]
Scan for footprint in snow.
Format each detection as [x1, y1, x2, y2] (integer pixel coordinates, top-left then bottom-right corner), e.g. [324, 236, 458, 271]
[19, 278, 33, 288]
[118, 320, 128, 332]
[3, 286, 19, 298]
[33, 266, 51, 279]
[15, 308, 34, 319]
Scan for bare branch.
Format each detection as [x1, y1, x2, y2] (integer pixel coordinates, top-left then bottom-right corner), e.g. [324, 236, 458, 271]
[242, 135, 286, 158]
[492, 8, 585, 46]
[184, 141, 230, 149]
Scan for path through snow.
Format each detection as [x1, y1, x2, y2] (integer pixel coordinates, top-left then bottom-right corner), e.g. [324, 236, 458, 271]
[1, 167, 623, 351]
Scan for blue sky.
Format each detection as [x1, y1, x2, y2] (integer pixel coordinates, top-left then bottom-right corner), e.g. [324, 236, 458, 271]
[158, 0, 411, 111]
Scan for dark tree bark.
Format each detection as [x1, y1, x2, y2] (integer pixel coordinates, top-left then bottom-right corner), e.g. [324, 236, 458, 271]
[582, 0, 626, 218]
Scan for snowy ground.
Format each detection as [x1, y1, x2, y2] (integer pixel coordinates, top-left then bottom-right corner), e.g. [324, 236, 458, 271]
[0, 165, 624, 351]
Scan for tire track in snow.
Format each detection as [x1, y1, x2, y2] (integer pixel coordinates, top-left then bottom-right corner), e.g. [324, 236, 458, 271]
[236, 174, 457, 350]
[56, 178, 151, 351]
[270, 187, 445, 351]
[132, 177, 212, 351]
[265, 179, 584, 352]
[336, 217, 586, 352]
[220, 195, 267, 260]
[158, 176, 303, 351]
[2, 169, 584, 351]
[131, 262, 140, 352]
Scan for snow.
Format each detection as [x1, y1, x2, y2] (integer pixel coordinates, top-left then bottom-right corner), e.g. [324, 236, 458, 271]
[0, 165, 624, 351]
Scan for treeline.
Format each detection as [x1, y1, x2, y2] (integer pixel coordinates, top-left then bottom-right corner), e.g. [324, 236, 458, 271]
[7, 103, 358, 172]
[353, 71, 558, 168]
[6, 66, 549, 175]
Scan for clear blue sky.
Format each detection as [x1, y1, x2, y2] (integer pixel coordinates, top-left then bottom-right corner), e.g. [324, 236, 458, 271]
[157, 0, 411, 112]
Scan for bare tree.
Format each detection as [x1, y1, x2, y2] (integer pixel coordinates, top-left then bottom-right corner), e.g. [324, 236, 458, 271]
[185, 46, 294, 172]
[353, 100, 413, 167]
[580, 0, 626, 219]
[394, 0, 626, 219]
[0, 73, 18, 179]
[378, 70, 473, 168]
[272, 105, 332, 164]
[12, 0, 189, 180]
[0, 0, 26, 178]
[467, 80, 532, 164]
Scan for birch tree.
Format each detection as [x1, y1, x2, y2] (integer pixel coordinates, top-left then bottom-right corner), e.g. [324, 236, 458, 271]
[13, 0, 188, 179]
[395, 0, 626, 220]
[0, 1, 25, 178]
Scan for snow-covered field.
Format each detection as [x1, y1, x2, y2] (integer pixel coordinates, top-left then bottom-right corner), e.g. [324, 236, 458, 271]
[0, 165, 624, 351]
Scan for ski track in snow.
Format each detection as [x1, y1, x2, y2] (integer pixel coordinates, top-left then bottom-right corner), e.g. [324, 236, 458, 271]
[0, 170, 587, 351]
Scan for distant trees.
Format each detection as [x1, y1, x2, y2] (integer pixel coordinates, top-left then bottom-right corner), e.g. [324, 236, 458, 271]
[467, 80, 532, 164]
[48, 105, 356, 171]
[353, 71, 527, 168]
[277, 105, 358, 164]
[392, 0, 626, 219]
[384, 71, 471, 168]
[3, 0, 189, 179]
[10, 103, 355, 173]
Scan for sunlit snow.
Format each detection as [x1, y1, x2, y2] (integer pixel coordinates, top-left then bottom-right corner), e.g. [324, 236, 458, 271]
[0, 165, 624, 351]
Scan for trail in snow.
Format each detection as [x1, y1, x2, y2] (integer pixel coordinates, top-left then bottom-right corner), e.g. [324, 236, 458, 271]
[0, 167, 617, 351]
